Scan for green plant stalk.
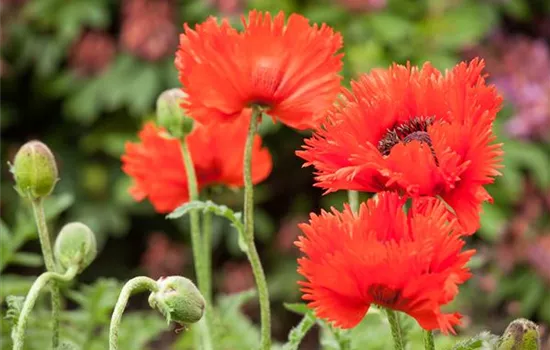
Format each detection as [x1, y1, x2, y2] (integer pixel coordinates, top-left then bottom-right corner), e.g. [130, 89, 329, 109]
[202, 210, 212, 306]
[12, 265, 78, 350]
[283, 313, 316, 350]
[332, 326, 351, 350]
[386, 309, 405, 350]
[30, 198, 61, 349]
[423, 330, 435, 350]
[244, 107, 272, 350]
[109, 276, 159, 350]
[348, 190, 359, 213]
[180, 139, 213, 347]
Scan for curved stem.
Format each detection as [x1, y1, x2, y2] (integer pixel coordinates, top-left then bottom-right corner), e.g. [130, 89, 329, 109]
[386, 309, 405, 350]
[244, 107, 271, 350]
[13, 266, 78, 350]
[423, 330, 435, 350]
[180, 140, 213, 348]
[109, 277, 158, 350]
[347, 190, 359, 213]
[30, 198, 61, 348]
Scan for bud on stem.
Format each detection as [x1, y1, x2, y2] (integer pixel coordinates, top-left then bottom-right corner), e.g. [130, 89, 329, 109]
[148, 276, 205, 325]
[497, 318, 540, 350]
[54, 222, 97, 273]
[10, 140, 58, 199]
[156, 88, 194, 138]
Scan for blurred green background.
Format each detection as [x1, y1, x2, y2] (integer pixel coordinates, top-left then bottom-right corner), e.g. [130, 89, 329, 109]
[1, 0, 550, 349]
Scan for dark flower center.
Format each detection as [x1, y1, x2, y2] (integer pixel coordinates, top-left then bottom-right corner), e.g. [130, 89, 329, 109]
[368, 284, 401, 307]
[377, 116, 439, 166]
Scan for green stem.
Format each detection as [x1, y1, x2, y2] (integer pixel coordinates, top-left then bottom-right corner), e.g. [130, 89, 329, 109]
[348, 190, 359, 213]
[13, 266, 78, 350]
[244, 107, 271, 350]
[386, 309, 405, 350]
[202, 210, 212, 306]
[109, 277, 158, 350]
[283, 313, 316, 350]
[180, 139, 213, 348]
[423, 330, 435, 350]
[30, 198, 61, 349]
[332, 326, 351, 350]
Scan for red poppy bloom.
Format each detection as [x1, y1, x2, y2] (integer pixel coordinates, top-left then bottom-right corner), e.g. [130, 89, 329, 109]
[175, 10, 343, 130]
[296, 192, 474, 334]
[121, 116, 272, 213]
[298, 59, 503, 234]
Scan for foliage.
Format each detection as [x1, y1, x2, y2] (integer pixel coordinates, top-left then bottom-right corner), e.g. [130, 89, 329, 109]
[1, 0, 550, 348]
[1, 279, 167, 350]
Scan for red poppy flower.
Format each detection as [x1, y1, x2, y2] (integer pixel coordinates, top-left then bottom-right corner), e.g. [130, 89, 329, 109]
[298, 59, 503, 234]
[175, 10, 343, 130]
[121, 116, 272, 213]
[296, 192, 474, 334]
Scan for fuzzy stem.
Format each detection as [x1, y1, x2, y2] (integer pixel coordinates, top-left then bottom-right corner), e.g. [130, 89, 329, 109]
[283, 313, 316, 350]
[386, 309, 405, 350]
[109, 277, 158, 350]
[348, 190, 359, 213]
[244, 107, 271, 350]
[202, 210, 213, 306]
[13, 266, 78, 350]
[180, 139, 213, 347]
[30, 198, 61, 348]
[424, 330, 435, 350]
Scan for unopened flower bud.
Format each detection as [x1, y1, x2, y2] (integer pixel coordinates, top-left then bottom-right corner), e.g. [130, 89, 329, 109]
[156, 89, 194, 138]
[10, 141, 58, 199]
[497, 318, 540, 350]
[148, 276, 205, 325]
[54, 222, 97, 273]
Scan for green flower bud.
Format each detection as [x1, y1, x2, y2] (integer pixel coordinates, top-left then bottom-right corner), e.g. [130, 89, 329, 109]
[10, 140, 58, 199]
[148, 276, 205, 325]
[54, 222, 97, 273]
[156, 88, 194, 138]
[497, 318, 540, 350]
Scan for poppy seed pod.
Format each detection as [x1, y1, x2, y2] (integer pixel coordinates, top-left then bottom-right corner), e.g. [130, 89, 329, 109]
[11, 141, 58, 199]
[497, 318, 540, 350]
[54, 222, 97, 273]
[148, 276, 205, 325]
[156, 88, 194, 138]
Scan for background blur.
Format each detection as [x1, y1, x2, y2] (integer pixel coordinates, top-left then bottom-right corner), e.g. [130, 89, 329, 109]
[1, 0, 549, 349]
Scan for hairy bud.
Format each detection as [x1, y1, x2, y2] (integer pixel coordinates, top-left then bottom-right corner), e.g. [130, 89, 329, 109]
[497, 318, 540, 350]
[148, 276, 205, 325]
[156, 88, 194, 138]
[10, 141, 58, 199]
[54, 222, 97, 273]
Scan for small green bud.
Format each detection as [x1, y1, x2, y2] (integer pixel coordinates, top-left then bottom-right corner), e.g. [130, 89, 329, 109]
[156, 88, 194, 138]
[148, 276, 205, 325]
[54, 222, 97, 273]
[10, 140, 58, 199]
[497, 318, 540, 350]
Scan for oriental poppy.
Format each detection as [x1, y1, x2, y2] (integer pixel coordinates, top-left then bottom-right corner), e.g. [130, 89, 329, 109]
[175, 10, 343, 130]
[121, 116, 272, 213]
[296, 192, 474, 334]
[298, 59, 503, 234]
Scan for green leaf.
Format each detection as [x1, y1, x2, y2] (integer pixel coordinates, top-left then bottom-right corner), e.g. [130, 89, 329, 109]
[504, 141, 550, 190]
[283, 303, 310, 316]
[0, 275, 35, 302]
[11, 252, 43, 267]
[4, 295, 25, 326]
[451, 331, 500, 350]
[368, 13, 413, 43]
[168, 200, 247, 253]
[478, 203, 507, 242]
